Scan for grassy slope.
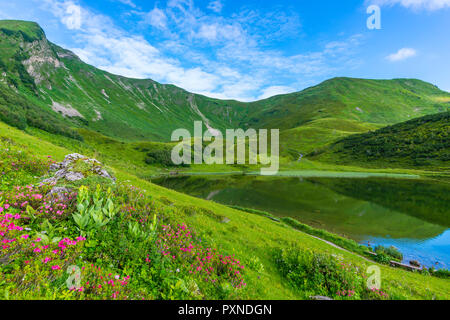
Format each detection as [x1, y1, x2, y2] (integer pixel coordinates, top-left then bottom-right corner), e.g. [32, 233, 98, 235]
[314, 111, 450, 170]
[1, 120, 449, 300]
[279, 118, 382, 157]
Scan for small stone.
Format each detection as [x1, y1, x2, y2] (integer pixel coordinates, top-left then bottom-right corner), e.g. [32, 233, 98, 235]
[221, 217, 231, 224]
[310, 296, 333, 301]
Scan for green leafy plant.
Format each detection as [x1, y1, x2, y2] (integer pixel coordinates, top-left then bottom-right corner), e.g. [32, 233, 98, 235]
[374, 245, 403, 262]
[72, 185, 119, 237]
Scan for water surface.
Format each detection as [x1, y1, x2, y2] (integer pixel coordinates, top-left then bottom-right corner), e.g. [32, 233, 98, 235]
[153, 174, 450, 269]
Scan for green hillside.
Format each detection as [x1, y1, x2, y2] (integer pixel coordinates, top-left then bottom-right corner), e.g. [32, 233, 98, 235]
[1, 20, 449, 145]
[245, 77, 450, 130]
[313, 112, 450, 169]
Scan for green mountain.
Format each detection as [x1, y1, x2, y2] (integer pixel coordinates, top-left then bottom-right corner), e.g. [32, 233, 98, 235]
[245, 77, 450, 130]
[313, 111, 450, 169]
[1, 20, 449, 146]
[0, 20, 250, 141]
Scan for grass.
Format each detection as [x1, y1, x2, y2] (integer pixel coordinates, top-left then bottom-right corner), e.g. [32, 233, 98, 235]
[1, 120, 449, 300]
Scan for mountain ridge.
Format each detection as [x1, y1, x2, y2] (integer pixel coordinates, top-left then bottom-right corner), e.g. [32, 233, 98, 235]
[0, 19, 449, 143]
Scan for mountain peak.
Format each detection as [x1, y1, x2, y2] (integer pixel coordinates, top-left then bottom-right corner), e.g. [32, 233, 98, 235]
[0, 20, 46, 42]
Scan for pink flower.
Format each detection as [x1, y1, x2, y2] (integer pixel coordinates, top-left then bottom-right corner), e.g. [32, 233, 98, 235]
[51, 265, 61, 270]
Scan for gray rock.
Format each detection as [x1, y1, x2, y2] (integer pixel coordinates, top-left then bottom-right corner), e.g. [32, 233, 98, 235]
[221, 217, 231, 224]
[47, 187, 72, 203]
[310, 296, 334, 301]
[43, 153, 115, 184]
[65, 171, 85, 182]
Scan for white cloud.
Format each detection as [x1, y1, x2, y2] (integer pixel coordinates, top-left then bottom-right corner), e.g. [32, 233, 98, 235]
[117, 0, 136, 8]
[62, 3, 82, 30]
[32, 0, 364, 101]
[369, 0, 450, 11]
[207, 0, 223, 13]
[386, 48, 417, 61]
[197, 23, 218, 40]
[145, 8, 168, 30]
[257, 86, 296, 100]
[42, 0, 83, 30]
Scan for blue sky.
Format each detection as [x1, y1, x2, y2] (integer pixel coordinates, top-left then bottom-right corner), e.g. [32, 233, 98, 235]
[0, 0, 449, 101]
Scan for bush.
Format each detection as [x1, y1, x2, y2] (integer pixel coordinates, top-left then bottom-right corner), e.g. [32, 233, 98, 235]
[373, 252, 391, 265]
[374, 245, 403, 262]
[433, 269, 450, 279]
[145, 145, 189, 167]
[274, 246, 389, 300]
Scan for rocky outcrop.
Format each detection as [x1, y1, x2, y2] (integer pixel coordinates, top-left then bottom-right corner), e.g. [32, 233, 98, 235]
[43, 153, 115, 184]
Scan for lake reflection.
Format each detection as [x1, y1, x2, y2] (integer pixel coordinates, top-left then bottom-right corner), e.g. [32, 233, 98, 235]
[153, 175, 450, 268]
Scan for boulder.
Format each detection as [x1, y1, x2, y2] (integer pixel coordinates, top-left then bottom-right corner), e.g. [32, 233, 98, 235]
[43, 153, 115, 184]
[47, 186, 72, 203]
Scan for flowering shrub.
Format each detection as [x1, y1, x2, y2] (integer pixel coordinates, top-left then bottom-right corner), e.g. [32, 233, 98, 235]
[157, 224, 246, 290]
[274, 246, 391, 300]
[66, 264, 138, 300]
[0, 138, 54, 190]
[0, 207, 86, 298]
[0, 184, 77, 221]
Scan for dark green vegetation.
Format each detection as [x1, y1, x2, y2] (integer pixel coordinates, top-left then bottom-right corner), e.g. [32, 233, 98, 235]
[0, 21, 249, 141]
[245, 77, 450, 130]
[374, 245, 403, 262]
[315, 112, 450, 169]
